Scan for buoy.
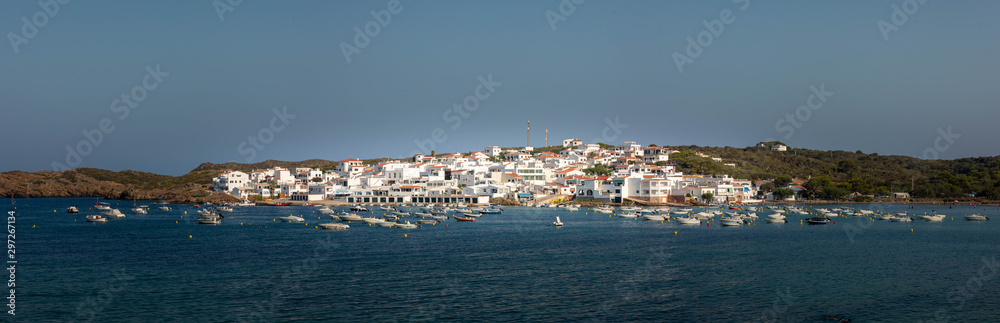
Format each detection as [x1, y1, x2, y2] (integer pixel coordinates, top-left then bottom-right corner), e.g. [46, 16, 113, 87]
[259, 226, 262, 229]
[446, 225, 449, 229]
[404, 234, 408, 238]
[674, 231, 677, 235]
[54, 210, 56, 212]
[175, 221, 178, 223]
[184, 211, 187, 214]
[189, 235, 192, 239]
[241, 222, 243, 225]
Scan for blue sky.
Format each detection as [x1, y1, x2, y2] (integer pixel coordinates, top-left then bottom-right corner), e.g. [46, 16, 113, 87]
[2, 0, 998, 175]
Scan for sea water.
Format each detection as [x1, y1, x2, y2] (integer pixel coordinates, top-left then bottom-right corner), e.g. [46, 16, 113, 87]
[8, 198, 1000, 322]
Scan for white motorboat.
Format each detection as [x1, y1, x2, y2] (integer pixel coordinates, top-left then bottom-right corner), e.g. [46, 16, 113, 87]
[889, 216, 912, 222]
[594, 206, 614, 214]
[349, 205, 369, 212]
[414, 212, 433, 217]
[278, 215, 305, 223]
[965, 214, 989, 221]
[375, 221, 395, 227]
[197, 209, 214, 216]
[158, 205, 172, 211]
[765, 216, 787, 223]
[362, 217, 387, 224]
[616, 212, 638, 219]
[642, 214, 666, 221]
[671, 209, 692, 215]
[562, 205, 579, 212]
[319, 223, 349, 230]
[103, 209, 126, 219]
[553, 216, 563, 226]
[417, 219, 439, 225]
[132, 206, 148, 215]
[337, 213, 363, 222]
[67, 205, 79, 213]
[766, 213, 785, 220]
[877, 214, 894, 220]
[217, 206, 234, 212]
[676, 217, 701, 225]
[918, 214, 946, 222]
[720, 218, 743, 226]
[85, 215, 107, 223]
[394, 221, 419, 229]
[462, 213, 482, 218]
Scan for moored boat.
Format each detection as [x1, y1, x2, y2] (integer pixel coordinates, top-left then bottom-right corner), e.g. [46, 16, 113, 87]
[965, 214, 989, 221]
[85, 214, 107, 223]
[319, 223, 349, 230]
[278, 215, 305, 223]
[553, 216, 563, 226]
[676, 217, 701, 225]
[453, 215, 477, 222]
[806, 217, 831, 225]
[67, 205, 79, 213]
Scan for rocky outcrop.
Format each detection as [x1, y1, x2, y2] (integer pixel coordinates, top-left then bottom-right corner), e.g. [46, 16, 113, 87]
[0, 170, 239, 204]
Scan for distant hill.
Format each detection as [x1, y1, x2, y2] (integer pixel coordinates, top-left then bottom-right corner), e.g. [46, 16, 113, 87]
[1, 145, 997, 202]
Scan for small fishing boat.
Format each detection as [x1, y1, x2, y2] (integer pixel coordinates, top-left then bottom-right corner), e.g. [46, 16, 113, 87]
[95, 202, 112, 211]
[616, 212, 639, 219]
[362, 217, 387, 225]
[642, 214, 666, 221]
[417, 219, 439, 225]
[67, 205, 79, 213]
[349, 205, 369, 212]
[197, 209, 215, 216]
[720, 218, 743, 226]
[132, 205, 148, 215]
[337, 213, 363, 222]
[319, 223, 349, 230]
[594, 206, 614, 214]
[889, 216, 913, 222]
[85, 215, 107, 223]
[273, 202, 289, 206]
[278, 215, 305, 223]
[198, 214, 221, 225]
[462, 213, 482, 218]
[479, 207, 502, 214]
[806, 217, 831, 225]
[217, 206, 234, 212]
[965, 214, 989, 221]
[158, 205, 172, 211]
[676, 217, 701, 225]
[553, 216, 563, 226]
[453, 215, 477, 222]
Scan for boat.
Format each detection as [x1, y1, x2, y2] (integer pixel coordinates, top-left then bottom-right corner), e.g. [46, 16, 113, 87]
[918, 212, 946, 222]
[720, 218, 742, 226]
[319, 223, 350, 230]
[766, 213, 785, 220]
[414, 212, 433, 217]
[965, 214, 989, 221]
[562, 205, 579, 212]
[85, 215, 107, 223]
[95, 202, 112, 211]
[806, 217, 831, 225]
[217, 206, 234, 212]
[765, 216, 787, 223]
[417, 219, 438, 225]
[676, 217, 701, 225]
[375, 221, 395, 227]
[362, 217, 387, 224]
[616, 211, 639, 219]
[479, 207, 502, 214]
[278, 215, 305, 223]
[197, 214, 221, 225]
[349, 205, 369, 212]
[337, 213, 363, 222]
[429, 214, 449, 221]
[594, 206, 614, 214]
[317, 206, 337, 215]
[153, 200, 169, 204]
[453, 215, 477, 222]
[553, 216, 563, 226]
[876, 214, 894, 220]
[889, 216, 913, 222]
[67, 205, 79, 213]
[273, 202, 289, 206]
[642, 214, 666, 221]
[103, 209, 126, 219]
[131, 205, 148, 215]
[197, 209, 215, 216]
[394, 221, 419, 229]
[462, 213, 482, 218]
[158, 205, 172, 211]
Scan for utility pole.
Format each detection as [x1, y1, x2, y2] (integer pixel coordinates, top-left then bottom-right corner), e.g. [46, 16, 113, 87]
[527, 120, 530, 148]
[545, 128, 548, 147]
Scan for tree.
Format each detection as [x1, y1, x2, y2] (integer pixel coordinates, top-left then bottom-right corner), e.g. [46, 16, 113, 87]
[773, 188, 795, 200]
[759, 182, 775, 192]
[582, 163, 612, 176]
[431, 150, 436, 156]
[701, 192, 714, 202]
[774, 175, 793, 187]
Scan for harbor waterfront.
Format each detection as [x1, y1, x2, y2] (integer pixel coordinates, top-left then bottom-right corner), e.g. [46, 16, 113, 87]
[12, 198, 1000, 322]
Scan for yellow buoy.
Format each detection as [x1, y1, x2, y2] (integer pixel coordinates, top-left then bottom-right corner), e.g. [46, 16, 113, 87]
[404, 234, 408, 238]
[175, 221, 178, 223]
[241, 222, 243, 225]
[674, 231, 677, 235]
[54, 210, 56, 212]
[189, 235, 192, 239]
[910, 229, 914, 232]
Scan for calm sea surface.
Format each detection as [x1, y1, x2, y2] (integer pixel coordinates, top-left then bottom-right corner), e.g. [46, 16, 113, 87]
[6, 198, 1000, 322]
